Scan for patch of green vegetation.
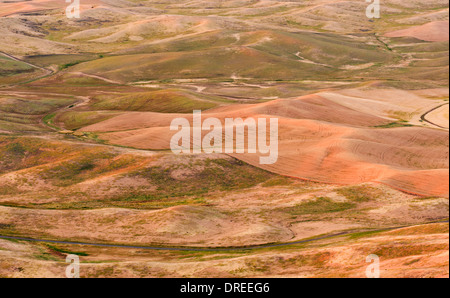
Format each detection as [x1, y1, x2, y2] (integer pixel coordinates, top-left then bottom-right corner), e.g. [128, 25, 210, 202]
[0, 119, 43, 132]
[0, 184, 20, 195]
[59, 61, 84, 70]
[62, 77, 114, 86]
[0, 136, 82, 174]
[174, 249, 247, 261]
[244, 5, 292, 17]
[373, 243, 448, 259]
[251, 30, 395, 68]
[394, 41, 449, 55]
[375, 35, 393, 52]
[0, 55, 34, 76]
[33, 246, 60, 261]
[243, 259, 270, 273]
[373, 120, 413, 128]
[281, 197, 356, 216]
[42, 113, 59, 129]
[24, 54, 97, 69]
[416, 196, 439, 200]
[0, 142, 28, 176]
[54, 111, 119, 130]
[403, 258, 421, 266]
[275, 251, 332, 269]
[0, 137, 48, 173]
[337, 185, 384, 203]
[29, 200, 109, 210]
[378, 80, 441, 90]
[45, 244, 89, 256]
[81, 132, 107, 144]
[27, 194, 208, 210]
[0, 97, 74, 115]
[0, 223, 14, 232]
[123, 31, 237, 55]
[123, 158, 275, 203]
[385, 223, 449, 236]
[72, 29, 396, 83]
[130, 197, 208, 209]
[0, 112, 37, 125]
[348, 229, 385, 240]
[0, 96, 75, 132]
[91, 90, 217, 113]
[262, 177, 293, 187]
[39, 151, 140, 187]
[5, 142, 26, 156]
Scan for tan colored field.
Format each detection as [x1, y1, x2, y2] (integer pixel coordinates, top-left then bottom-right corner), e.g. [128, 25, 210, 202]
[0, 0, 103, 17]
[1, 149, 447, 247]
[0, 0, 448, 278]
[0, 222, 448, 278]
[424, 104, 449, 129]
[385, 21, 449, 42]
[79, 88, 449, 197]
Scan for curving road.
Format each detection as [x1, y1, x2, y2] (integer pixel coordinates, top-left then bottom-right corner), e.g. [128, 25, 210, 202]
[0, 220, 448, 252]
[420, 103, 449, 129]
[0, 51, 54, 86]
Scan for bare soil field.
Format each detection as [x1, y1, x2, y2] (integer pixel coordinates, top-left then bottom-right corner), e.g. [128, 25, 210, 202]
[0, 222, 448, 278]
[79, 89, 449, 197]
[0, 0, 448, 278]
[385, 21, 449, 42]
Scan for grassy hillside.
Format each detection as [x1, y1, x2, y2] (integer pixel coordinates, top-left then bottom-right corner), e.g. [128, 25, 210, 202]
[0, 0, 448, 279]
[71, 30, 397, 83]
[90, 89, 218, 112]
[0, 54, 45, 85]
[0, 94, 76, 132]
